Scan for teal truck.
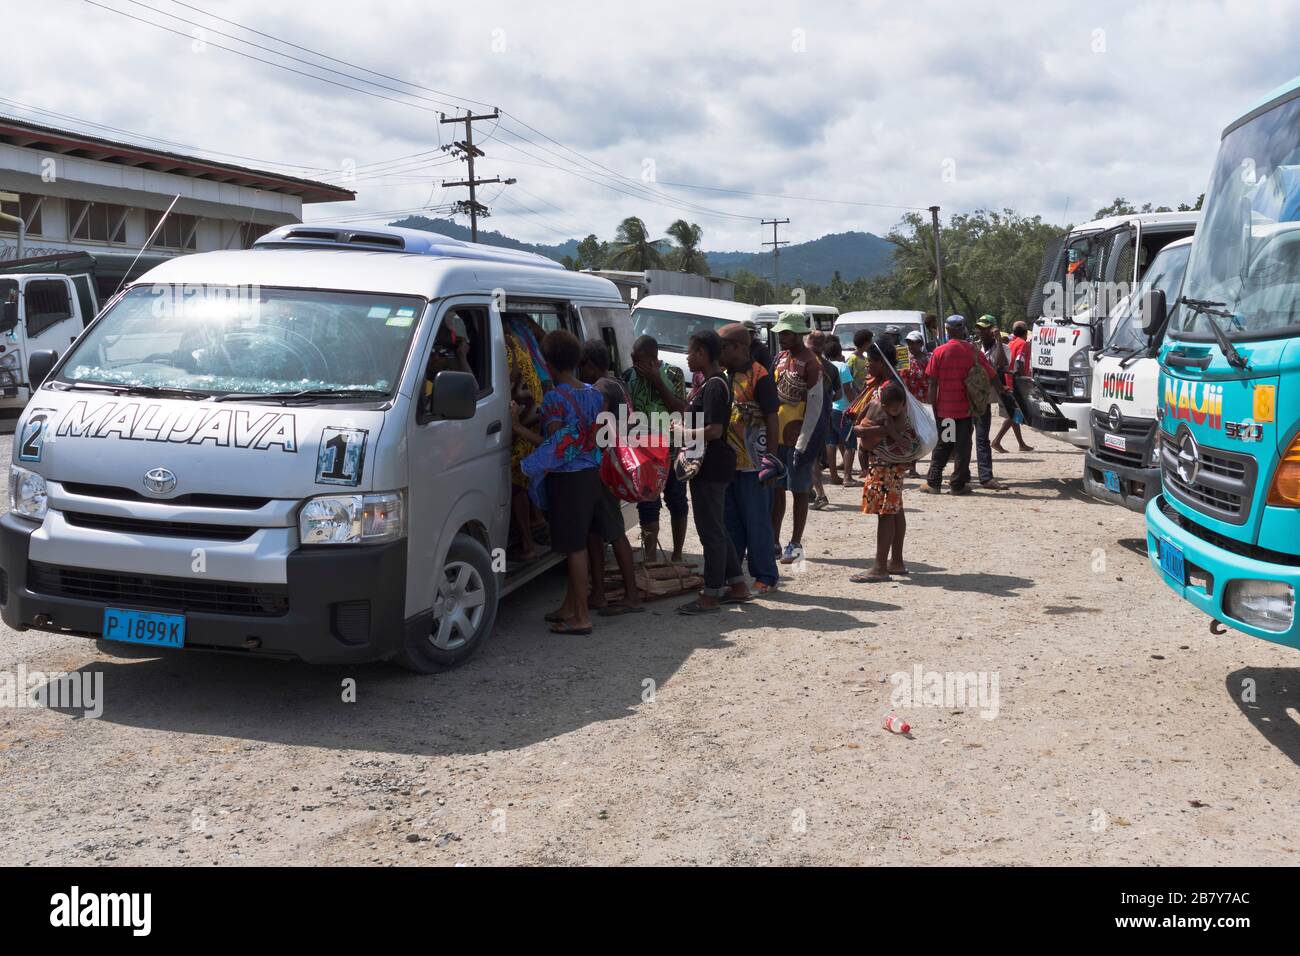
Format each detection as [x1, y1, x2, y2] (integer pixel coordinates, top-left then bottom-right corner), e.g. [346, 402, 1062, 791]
[1145, 75, 1300, 647]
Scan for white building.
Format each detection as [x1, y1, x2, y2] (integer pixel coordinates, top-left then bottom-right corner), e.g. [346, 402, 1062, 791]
[0, 115, 354, 262]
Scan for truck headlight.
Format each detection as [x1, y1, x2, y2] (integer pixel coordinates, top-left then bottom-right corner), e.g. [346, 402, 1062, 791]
[299, 491, 404, 545]
[1224, 580, 1294, 633]
[1068, 348, 1091, 398]
[9, 465, 47, 521]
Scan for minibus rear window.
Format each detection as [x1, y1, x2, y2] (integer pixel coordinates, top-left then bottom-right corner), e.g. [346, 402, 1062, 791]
[632, 307, 735, 352]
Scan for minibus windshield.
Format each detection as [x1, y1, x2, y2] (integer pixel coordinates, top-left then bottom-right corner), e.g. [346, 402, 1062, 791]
[53, 284, 425, 397]
[632, 307, 737, 352]
[1174, 93, 1300, 338]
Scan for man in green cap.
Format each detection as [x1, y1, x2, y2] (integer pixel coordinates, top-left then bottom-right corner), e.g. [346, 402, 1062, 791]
[769, 311, 824, 565]
[973, 315, 1010, 490]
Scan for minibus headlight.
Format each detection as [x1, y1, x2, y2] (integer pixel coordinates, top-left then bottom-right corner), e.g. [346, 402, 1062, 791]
[299, 491, 404, 545]
[1268, 431, 1300, 505]
[9, 465, 47, 521]
[1224, 580, 1294, 633]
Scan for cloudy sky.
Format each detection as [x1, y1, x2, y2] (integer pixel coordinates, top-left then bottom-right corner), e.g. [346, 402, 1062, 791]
[10, 0, 1300, 251]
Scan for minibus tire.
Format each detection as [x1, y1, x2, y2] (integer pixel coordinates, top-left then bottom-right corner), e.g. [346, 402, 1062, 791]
[396, 533, 499, 673]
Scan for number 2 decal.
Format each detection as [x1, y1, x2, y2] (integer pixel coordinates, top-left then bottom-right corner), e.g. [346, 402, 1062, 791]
[19, 410, 54, 462]
[315, 426, 368, 486]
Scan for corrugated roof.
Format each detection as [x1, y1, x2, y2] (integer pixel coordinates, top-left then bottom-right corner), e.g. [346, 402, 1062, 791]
[0, 115, 354, 204]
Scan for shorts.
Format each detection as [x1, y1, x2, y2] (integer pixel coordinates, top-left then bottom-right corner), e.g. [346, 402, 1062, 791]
[831, 409, 857, 450]
[777, 444, 814, 495]
[860, 462, 906, 515]
[636, 463, 689, 525]
[545, 468, 622, 554]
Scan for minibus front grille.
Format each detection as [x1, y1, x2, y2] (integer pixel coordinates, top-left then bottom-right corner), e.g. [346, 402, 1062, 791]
[28, 562, 289, 617]
[64, 512, 258, 541]
[60, 483, 273, 511]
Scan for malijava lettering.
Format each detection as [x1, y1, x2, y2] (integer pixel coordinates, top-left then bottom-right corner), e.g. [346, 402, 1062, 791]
[53, 401, 298, 451]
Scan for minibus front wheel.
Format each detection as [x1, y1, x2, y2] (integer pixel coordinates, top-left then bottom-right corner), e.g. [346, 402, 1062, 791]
[397, 533, 499, 673]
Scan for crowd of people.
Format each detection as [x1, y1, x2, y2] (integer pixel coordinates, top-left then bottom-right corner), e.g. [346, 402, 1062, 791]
[506, 309, 1034, 635]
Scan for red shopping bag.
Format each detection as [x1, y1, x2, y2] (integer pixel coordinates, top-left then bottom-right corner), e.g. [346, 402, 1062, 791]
[601, 434, 670, 503]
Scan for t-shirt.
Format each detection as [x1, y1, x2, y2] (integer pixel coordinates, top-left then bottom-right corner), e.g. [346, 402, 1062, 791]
[926, 339, 997, 420]
[773, 350, 825, 451]
[538, 382, 603, 472]
[832, 360, 852, 413]
[846, 352, 870, 389]
[728, 361, 780, 472]
[1008, 336, 1031, 387]
[622, 362, 684, 418]
[688, 374, 736, 483]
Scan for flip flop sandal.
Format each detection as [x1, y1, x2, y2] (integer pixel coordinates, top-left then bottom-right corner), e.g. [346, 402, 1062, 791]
[849, 571, 891, 583]
[597, 604, 645, 617]
[676, 600, 720, 615]
[720, 594, 753, 605]
[549, 622, 593, 635]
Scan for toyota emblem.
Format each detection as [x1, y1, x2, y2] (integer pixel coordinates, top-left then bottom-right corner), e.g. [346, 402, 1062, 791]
[1108, 404, 1122, 433]
[1174, 431, 1200, 486]
[143, 467, 177, 496]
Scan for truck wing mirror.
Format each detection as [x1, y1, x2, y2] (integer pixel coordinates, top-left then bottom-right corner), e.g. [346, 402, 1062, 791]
[428, 370, 477, 420]
[0, 299, 17, 335]
[1141, 289, 1167, 337]
[27, 350, 58, 391]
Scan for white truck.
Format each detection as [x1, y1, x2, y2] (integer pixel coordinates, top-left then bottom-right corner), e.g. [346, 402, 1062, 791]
[0, 273, 93, 422]
[1023, 211, 1198, 446]
[1081, 235, 1192, 510]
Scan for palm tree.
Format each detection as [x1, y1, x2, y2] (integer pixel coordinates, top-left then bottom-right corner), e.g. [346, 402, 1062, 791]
[666, 219, 709, 275]
[605, 216, 667, 270]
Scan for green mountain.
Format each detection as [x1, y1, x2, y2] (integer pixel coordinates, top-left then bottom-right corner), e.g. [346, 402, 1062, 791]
[389, 216, 896, 283]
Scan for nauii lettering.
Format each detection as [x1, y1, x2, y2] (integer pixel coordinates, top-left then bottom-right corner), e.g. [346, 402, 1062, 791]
[54, 401, 298, 452]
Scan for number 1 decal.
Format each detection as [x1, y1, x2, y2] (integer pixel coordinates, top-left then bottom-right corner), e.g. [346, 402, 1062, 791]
[315, 426, 368, 486]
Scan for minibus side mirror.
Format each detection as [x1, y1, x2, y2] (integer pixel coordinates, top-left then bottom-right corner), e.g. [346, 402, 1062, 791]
[27, 350, 58, 391]
[1141, 289, 1167, 337]
[0, 299, 17, 335]
[428, 370, 477, 420]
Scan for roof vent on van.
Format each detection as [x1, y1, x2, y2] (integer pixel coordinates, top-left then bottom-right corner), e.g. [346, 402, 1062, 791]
[253, 222, 565, 270]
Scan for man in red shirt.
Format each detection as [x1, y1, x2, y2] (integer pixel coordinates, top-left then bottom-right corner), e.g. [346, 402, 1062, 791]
[994, 320, 1034, 453]
[922, 315, 998, 494]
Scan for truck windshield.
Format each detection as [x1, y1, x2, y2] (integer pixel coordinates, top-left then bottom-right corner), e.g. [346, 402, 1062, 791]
[53, 284, 425, 397]
[1173, 92, 1300, 338]
[1103, 242, 1191, 354]
[632, 307, 735, 352]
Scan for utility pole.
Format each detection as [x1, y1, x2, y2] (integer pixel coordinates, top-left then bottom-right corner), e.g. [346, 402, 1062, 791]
[761, 218, 790, 286]
[439, 108, 515, 242]
[929, 205, 946, 341]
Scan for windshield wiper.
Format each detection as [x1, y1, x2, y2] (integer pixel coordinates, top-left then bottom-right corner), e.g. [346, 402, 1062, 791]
[1177, 297, 1249, 371]
[58, 381, 210, 399]
[1114, 345, 1146, 369]
[212, 387, 391, 405]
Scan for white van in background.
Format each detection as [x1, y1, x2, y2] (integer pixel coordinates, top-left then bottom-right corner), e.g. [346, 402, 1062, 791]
[630, 295, 769, 378]
[833, 310, 928, 367]
[0, 273, 92, 422]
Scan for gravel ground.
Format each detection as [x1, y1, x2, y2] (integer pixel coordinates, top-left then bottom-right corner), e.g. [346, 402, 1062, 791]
[1, 431, 1299, 866]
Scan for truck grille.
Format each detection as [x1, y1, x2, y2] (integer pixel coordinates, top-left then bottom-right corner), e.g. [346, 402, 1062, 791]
[1090, 410, 1155, 469]
[1160, 439, 1255, 526]
[27, 562, 289, 616]
[1035, 369, 1070, 403]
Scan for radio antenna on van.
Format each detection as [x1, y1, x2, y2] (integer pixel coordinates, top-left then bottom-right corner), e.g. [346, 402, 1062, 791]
[114, 193, 181, 296]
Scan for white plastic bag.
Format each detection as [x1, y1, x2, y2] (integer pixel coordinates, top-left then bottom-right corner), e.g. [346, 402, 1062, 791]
[904, 388, 938, 458]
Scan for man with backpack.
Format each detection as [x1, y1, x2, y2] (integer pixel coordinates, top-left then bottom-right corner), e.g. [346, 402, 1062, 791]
[922, 315, 1000, 495]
